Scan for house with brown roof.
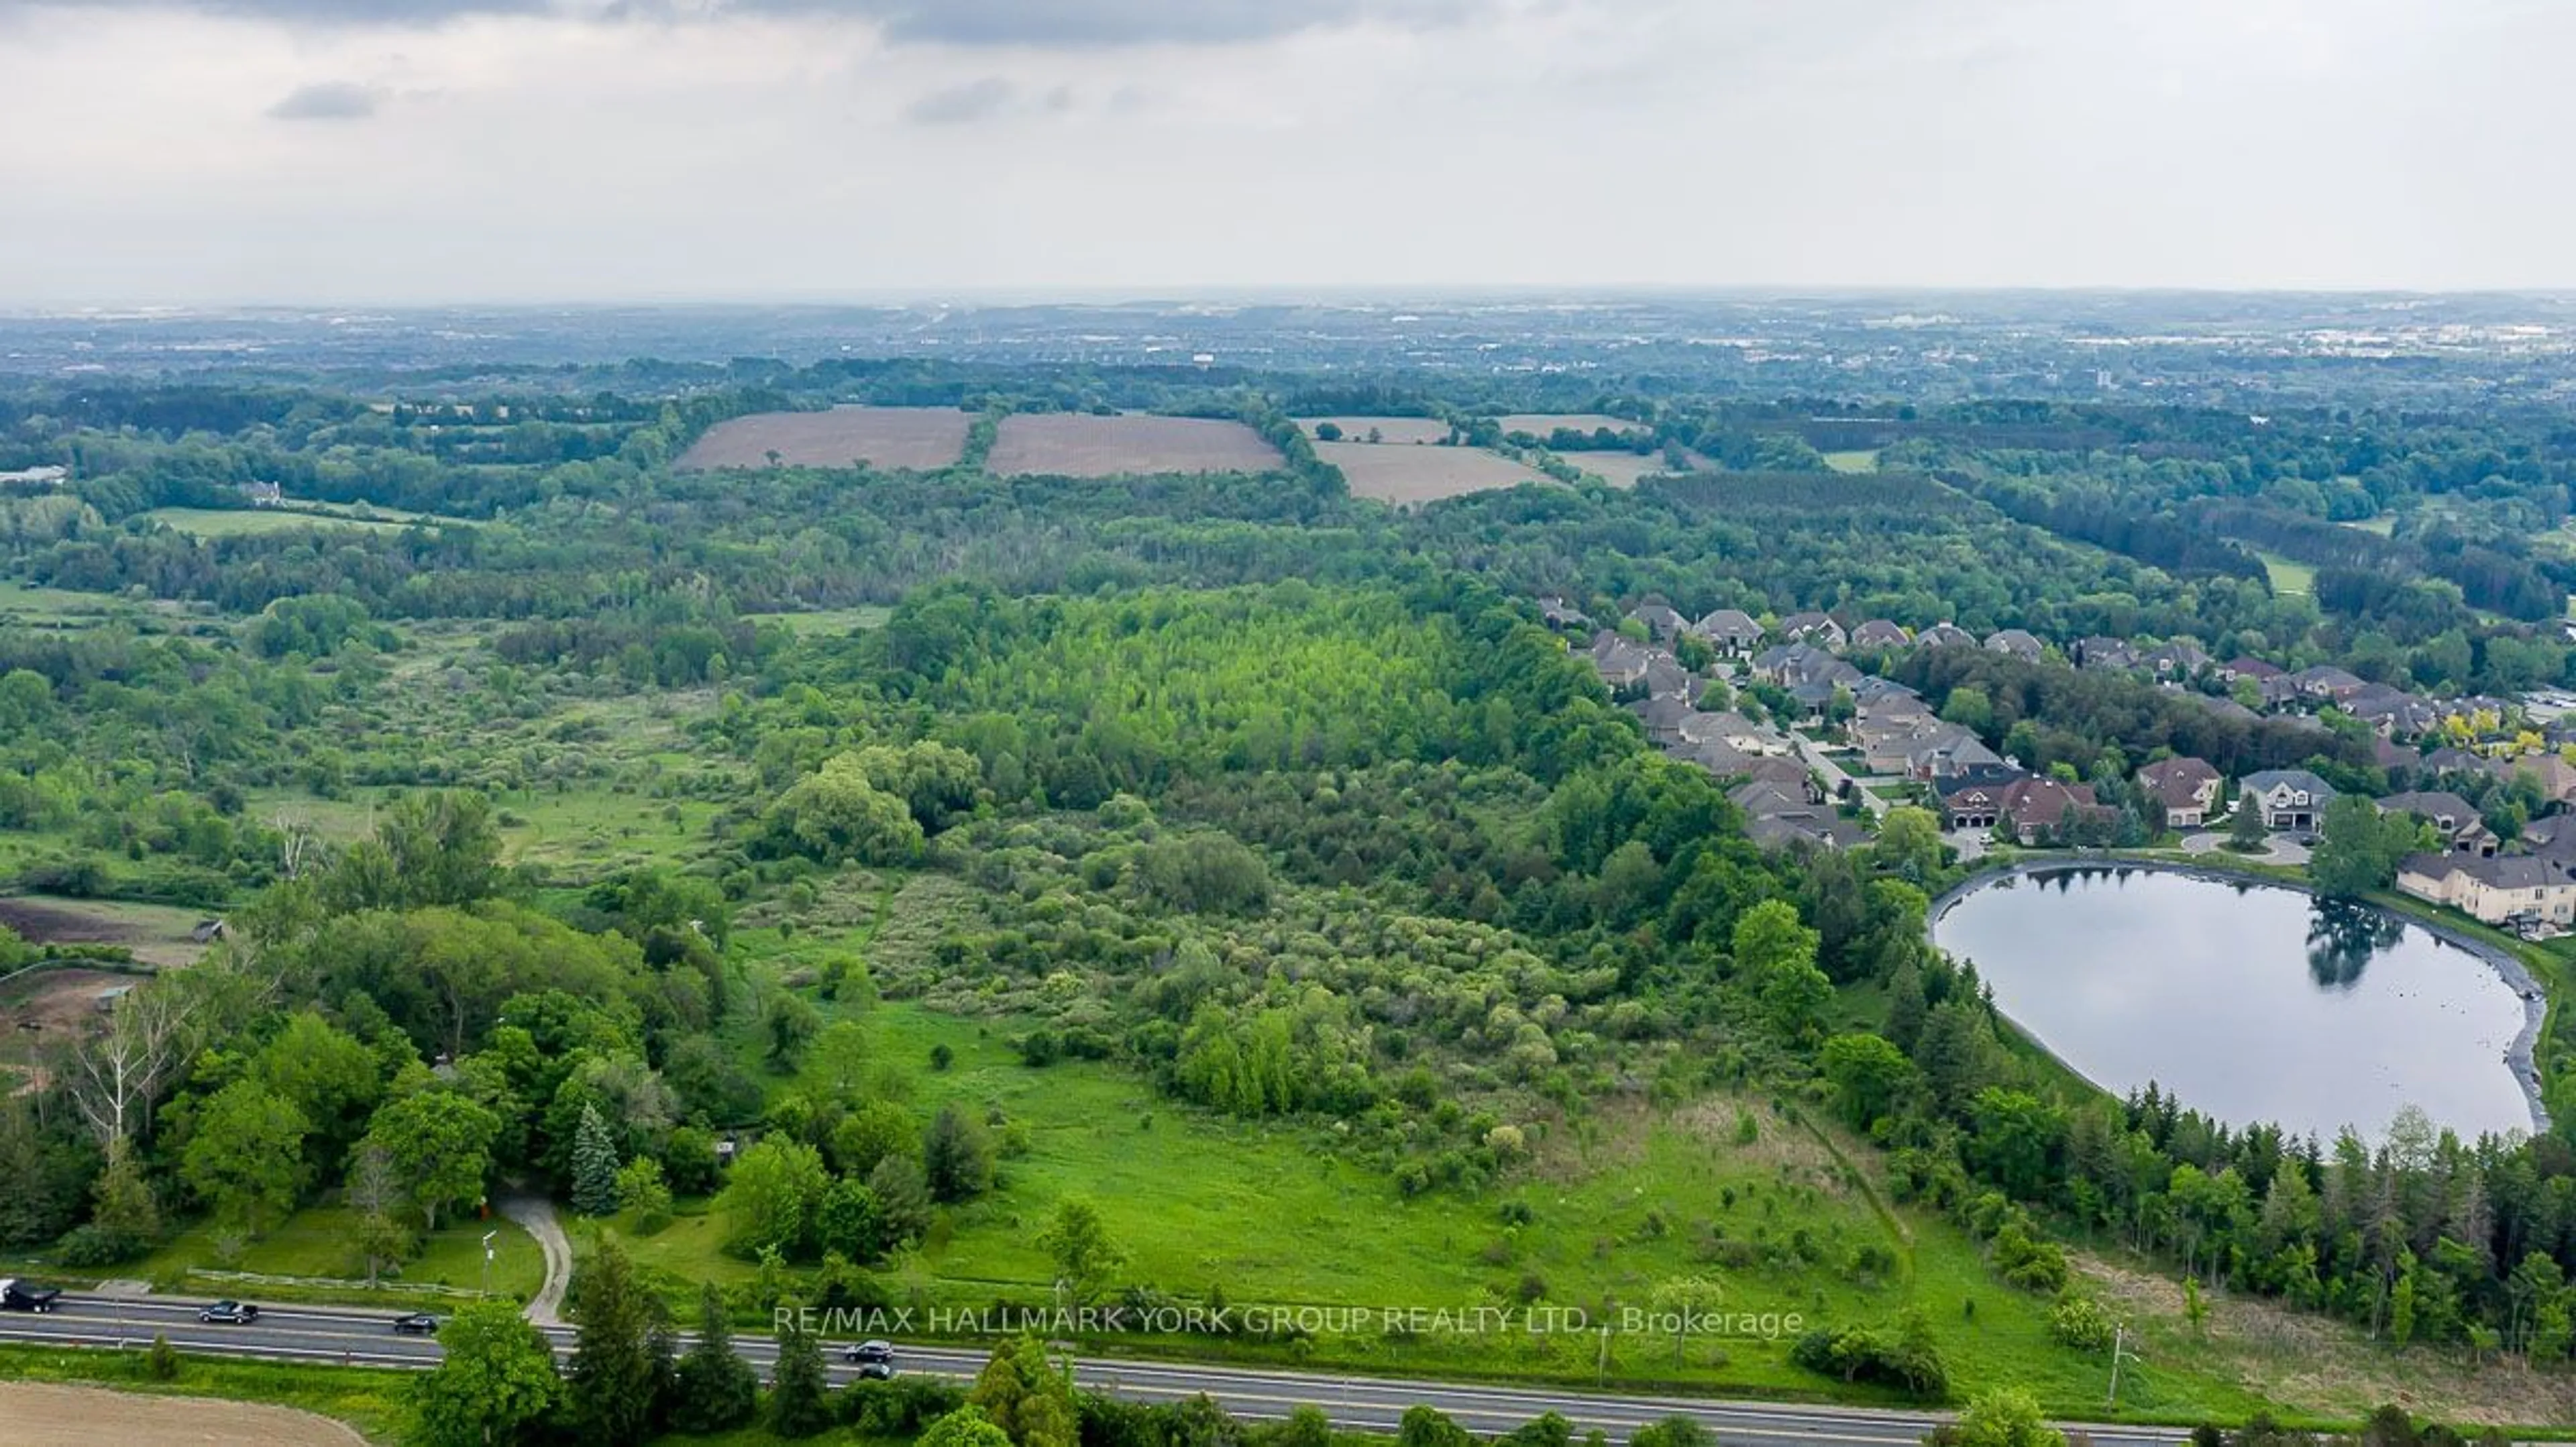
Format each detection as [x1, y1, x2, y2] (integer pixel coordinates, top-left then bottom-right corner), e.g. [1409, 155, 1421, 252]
[1916, 623, 1977, 649]
[2506, 753, 2576, 807]
[2137, 757, 2224, 828]
[1937, 769, 2110, 845]
[1850, 619, 1911, 649]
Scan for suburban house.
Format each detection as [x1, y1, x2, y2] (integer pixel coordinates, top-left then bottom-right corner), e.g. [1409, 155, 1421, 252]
[2191, 693, 2264, 726]
[1939, 771, 2108, 845]
[1678, 710, 1782, 756]
[1639, 654, 1693, 700]
[1589, 632, 1659, 690]
[1633, 693, 1695, 745]
[1775, 611, 1848, 649]
[2377, 791, 2499, 857]
[1627, 598, 1688, 641]
[2220, 657, 2286, 686]
[1906, 727, 2005, 782]
[1752, 642, 1860, 691]
[2073, 636, 2139, 672]
[1916, 623, 1977, 649]
[2397, 852, 2576, 927]
[1984, 629, 2045, 661]
[2143, 639, 2212, 678]
[2137, 757, 2224, 828]
[2288, 665, 2371, 704]
[1850, 619, 1911, 649]
[1674, 739, 1758, 778]
[2240, 769, 2337, 831]
[2346, 686, 2441, 737]
[1690, 608, 1765, 655]
[2505, 753, 2576, 807]
[1537, 595, 1590, 630]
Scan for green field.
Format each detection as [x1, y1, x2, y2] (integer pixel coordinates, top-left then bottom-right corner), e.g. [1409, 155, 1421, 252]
[743, 606, 894, 635]
[605, 987, 2277, 1418]
[2255, 551, 2315, 596]
[133, 1207, 546, 1305]
[136, 505, 458, 538]
[1821, 450, 1881, 474]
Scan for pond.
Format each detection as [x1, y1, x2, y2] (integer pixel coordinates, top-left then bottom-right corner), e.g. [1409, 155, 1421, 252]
[1930, 865, 2546, 1142]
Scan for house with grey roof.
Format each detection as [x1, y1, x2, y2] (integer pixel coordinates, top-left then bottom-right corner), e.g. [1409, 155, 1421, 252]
[1984, 629, 2045, 662]
[2240, 769, 2337, 831]
[2398, 851, 2576, 926]
[1627, 597, 1688, 641]
[1916, 623, 1976, 649]
[2377, 791, 2497, 857]
[1850, 619, 1911, 649]
[1690, 608, 1765, 655]
[1774, 611, 1847, 649]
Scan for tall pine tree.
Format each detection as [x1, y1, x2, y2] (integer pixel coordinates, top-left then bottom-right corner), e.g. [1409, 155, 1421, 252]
[566, 1239, 672, 1445]
[671, 1283, 759, 1434]
[571, 1104, 621, 1218]
[769, 1304, 835, 1438]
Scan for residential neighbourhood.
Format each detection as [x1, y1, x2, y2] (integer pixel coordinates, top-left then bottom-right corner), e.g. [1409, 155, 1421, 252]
[1554, 594, 2576, 936]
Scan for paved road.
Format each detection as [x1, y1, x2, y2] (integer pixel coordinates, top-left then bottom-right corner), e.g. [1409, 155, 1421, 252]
[496, 1191, 572, 1326]
[2176, 830, 2311, 867]
[1789, 737, 1888, 820]
[0, 1293, 2200, 1447]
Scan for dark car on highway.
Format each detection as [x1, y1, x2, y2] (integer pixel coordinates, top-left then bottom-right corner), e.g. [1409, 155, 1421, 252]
[197, 1300, 259, 1324]
[846, 1339, 896, 1378]
[392, 1312, 439, 1335]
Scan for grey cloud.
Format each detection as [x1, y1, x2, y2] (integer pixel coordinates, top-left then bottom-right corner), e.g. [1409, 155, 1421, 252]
[266, 80, 380, 119]
[902, 75, 1016, 125]
[748, 0, 1493, 47]
[5, 0, 1492, 44]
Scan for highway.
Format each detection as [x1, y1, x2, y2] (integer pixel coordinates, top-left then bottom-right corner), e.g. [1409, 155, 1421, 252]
[0, 1293, 2202, 1447]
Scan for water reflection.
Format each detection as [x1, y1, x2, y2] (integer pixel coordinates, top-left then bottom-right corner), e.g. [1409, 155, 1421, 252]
[2306, 900, 2406, 989]
[1933, 866, 2535, 1140]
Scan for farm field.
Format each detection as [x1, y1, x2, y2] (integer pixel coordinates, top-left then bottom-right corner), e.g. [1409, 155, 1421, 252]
[136, 508, 428, 538]
[1296, 416, 1452, 445]
[1317, 441, 1552, 503]
[0, 895, 216, 968]
[1496, 413, 1650, 437]
[677, 405, 972, 472]
[1563, 451, 1682, 488]
[0, 1383, 368, 1447]
[1821, 449, 1882, 474]
[987, 413, 1282, 477]
[740, 605, 892, 635]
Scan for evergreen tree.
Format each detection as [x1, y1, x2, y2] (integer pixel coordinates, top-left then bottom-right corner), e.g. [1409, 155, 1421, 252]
[571, 1103, 621, 1218]
[566, 1238, 672, 1445]
[670, 1283, 759, 1434]
[768, 1305, 835, 1438]
[923, 1104, 994, 1203]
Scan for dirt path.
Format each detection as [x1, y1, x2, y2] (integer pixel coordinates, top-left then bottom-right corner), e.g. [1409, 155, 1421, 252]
[497, 1190, 570, 1326]
[0, 1383, 365, 1446]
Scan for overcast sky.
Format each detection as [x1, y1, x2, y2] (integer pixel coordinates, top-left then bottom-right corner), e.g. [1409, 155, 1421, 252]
[0, 0, 2566, 304]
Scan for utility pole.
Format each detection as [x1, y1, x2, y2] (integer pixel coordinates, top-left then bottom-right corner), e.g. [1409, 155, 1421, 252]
[2107, 1322, 2141, 1408]
[481, 1230, 497, 1300]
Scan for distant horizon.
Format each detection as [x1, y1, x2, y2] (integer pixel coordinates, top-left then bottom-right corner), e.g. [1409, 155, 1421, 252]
[10, 284, 2576, 316]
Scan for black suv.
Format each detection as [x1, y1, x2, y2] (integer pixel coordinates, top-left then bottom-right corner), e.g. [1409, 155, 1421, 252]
[393, 1312, 439, 1335]
[845, 1339, 896, 1379]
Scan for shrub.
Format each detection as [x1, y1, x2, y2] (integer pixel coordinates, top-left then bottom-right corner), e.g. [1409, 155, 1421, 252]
[2049, 1293, 2116, 1353]
[143, 1332, 181, 1382]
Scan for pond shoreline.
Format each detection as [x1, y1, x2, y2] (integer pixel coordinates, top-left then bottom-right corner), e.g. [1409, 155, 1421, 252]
[1929, 855, 2553, 1138]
